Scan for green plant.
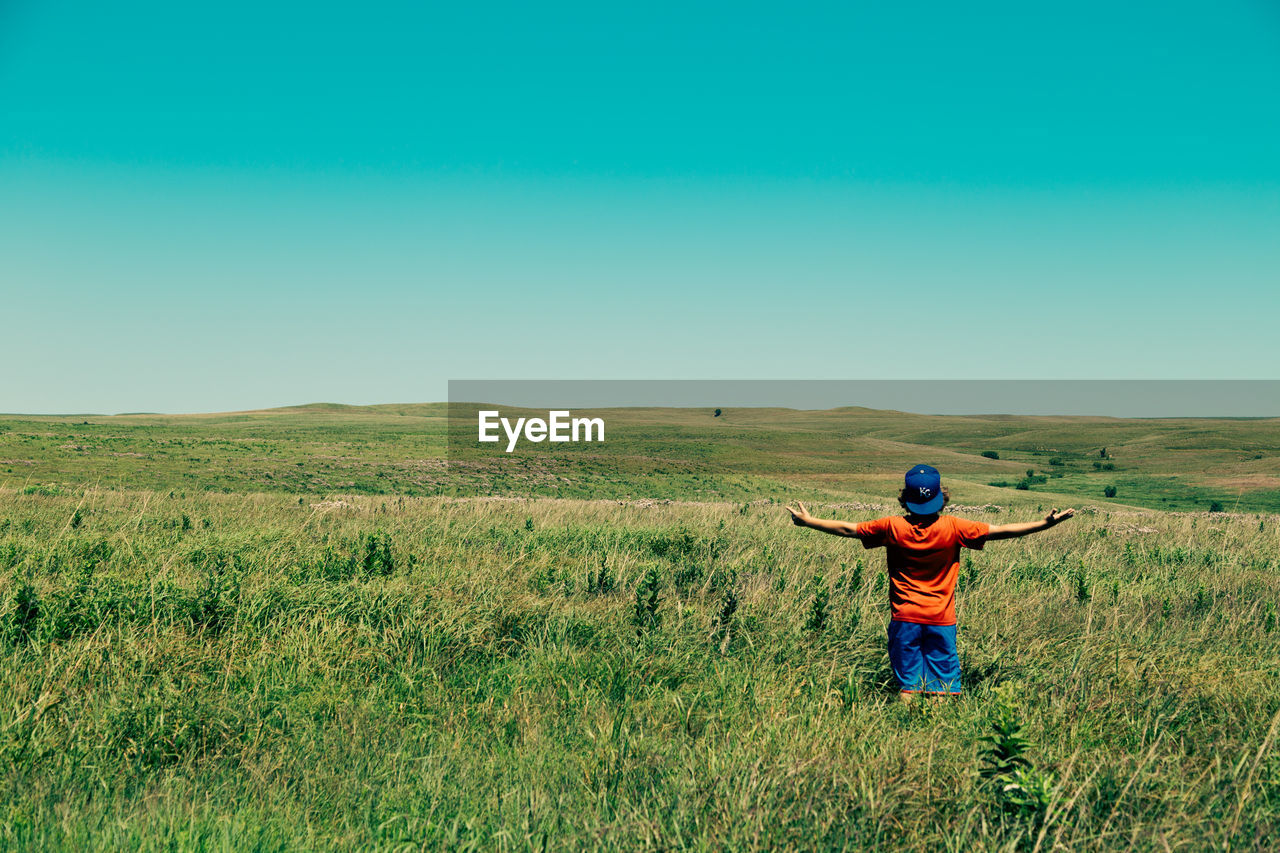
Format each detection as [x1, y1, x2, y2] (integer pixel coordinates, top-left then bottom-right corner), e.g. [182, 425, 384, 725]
[979, 703, 1053, 824]
[1104, 485, 1117, 498]
[804, 574, 829, 632]
[846, 559, 864, 595]
[586, 555, 615, 595]
[673, 560, 704, 589]
[1074, 565, 1090, 603]
[633, 567, 662, 633]
[1192, 585, 1211, 614]
[7, 580, 40, 645]
[981, 450, 999, 459]
[1015, 473, 1047, 490]
[711, 590, 738, 650]
[361, 531, 395, 576]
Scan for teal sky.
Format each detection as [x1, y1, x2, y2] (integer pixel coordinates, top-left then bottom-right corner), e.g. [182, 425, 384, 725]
[3, 1, 1279, 413]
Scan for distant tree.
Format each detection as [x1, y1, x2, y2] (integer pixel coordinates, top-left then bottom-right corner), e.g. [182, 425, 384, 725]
[1103, 485, 1117, 498]
[1100, 448, 1108, 458]
[981, 450, 999, 459]
[714, 408, 722, 418]
[1209, 500, 1224, 513]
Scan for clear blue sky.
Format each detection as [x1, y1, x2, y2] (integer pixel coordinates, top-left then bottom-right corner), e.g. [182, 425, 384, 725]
[3, 1, 1279, 413]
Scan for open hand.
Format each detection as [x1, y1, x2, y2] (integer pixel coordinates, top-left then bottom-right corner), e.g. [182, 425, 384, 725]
[785, 501, 811, 526]
[1045, 507, 1076, 526]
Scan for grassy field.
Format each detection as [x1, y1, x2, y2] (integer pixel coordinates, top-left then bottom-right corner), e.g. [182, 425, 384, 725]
[1, 405, 1278, 849]
[4, 403, 1280, 511]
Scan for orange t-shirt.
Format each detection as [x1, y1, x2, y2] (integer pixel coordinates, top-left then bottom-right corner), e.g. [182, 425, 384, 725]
[855, 515, 991, 625]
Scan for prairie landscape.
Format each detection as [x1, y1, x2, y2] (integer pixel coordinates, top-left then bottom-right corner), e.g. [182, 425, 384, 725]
[1, 405, 1278, 850]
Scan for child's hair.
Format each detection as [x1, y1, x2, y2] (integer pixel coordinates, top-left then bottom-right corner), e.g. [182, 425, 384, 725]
[898, 486, 950, 513]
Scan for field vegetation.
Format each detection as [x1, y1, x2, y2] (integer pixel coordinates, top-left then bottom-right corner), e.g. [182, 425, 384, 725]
[4, 403, 1280, 511]
[0, 405, 1278, 849]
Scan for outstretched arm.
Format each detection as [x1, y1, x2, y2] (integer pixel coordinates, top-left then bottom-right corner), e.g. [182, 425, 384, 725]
[785, 501, 863, 538]
[984, 508, 1076, 541]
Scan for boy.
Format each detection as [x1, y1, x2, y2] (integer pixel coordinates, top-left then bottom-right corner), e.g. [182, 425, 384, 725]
[786, 464, 1074, 700]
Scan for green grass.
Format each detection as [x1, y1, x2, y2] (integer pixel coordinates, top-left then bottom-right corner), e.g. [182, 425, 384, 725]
[4, 403, 1280, 511]
[2, 489, 1278, 849]
[0, 404, 1278, 849]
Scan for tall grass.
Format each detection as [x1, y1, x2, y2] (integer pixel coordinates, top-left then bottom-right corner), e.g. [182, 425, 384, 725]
[0, 487, 1277, 850]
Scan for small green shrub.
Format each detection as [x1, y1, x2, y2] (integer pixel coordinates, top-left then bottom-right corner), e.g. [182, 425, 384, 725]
[633, 567, 662, 634]
[979, 703, 1053, 825]
[586, 556, 615, 595]
[361, 531, 395, 576]
[1015, 473, 1047, 490]
[711, 590, 738, 650]
[7, 580, 40, 645]
[1074, 565, 1090, 603]
[673, 560, 704, 590]
[804, 574, 829, 633]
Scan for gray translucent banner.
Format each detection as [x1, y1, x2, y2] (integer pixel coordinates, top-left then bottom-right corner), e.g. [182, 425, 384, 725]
[443, 380, 1280, 512]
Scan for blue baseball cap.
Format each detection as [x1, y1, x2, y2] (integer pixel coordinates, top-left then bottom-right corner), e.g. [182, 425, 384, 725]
[903, 464, 945, 515]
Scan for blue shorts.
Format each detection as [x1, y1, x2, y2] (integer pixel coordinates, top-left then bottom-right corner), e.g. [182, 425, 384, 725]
[887, 619, 961, 694]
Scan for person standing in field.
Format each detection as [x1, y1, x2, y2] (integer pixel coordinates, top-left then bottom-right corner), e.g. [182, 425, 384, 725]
[785, 464, 1075, 701]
